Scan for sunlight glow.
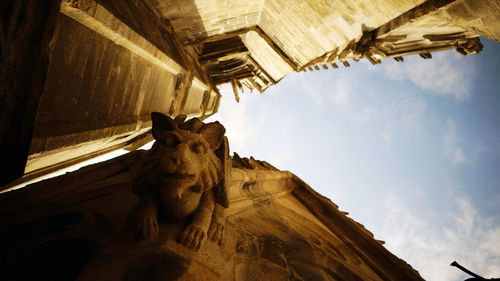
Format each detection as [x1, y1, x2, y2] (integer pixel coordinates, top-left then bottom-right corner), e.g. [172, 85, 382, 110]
[2, 149, 130, 193]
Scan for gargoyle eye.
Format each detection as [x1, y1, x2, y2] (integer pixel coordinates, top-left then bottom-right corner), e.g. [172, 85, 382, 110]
[190, 142, 206, 154]
[163, 133, 180, 147]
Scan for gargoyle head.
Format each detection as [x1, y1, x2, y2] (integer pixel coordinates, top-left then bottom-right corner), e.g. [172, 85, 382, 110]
[147, 112, 225, 198]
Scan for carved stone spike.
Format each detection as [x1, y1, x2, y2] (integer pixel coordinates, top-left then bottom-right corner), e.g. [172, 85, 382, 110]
[419, 52, 432, 59]
[394, 56, 404, 62]
[231, 79, 240, 102]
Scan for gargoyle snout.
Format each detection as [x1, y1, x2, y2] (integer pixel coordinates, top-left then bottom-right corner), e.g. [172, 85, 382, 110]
[165, 144, 188, 173]
[165, 157, 179, 173]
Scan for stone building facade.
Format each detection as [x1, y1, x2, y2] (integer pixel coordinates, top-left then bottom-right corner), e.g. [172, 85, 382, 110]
[1, 0, 500, 279]
[2, 0, 499, 187]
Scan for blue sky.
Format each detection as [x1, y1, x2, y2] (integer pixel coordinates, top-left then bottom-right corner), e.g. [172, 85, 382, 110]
[207, 37, 500, 280]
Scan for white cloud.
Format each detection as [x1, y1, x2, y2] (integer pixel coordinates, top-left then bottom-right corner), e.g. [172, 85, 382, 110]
[379, 194, 500, 281]
[383, 51, 476, 101]
[295, 66, 429, 142]
[267, 148, 292, 170]
[442, 119, 468, 165]
[296, 73, 329, 105]
[337, 84, 426, 141]
[351, 105, 374, 124]
[290, 68, 428, 143]
[329, 80, 351, 106]
[206, 84, 267, 154]
[205, 84, 278, 163]
[453, 149, 466, 164]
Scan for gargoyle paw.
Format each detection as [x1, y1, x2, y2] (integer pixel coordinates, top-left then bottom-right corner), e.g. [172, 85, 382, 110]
[179, 224, 207, 251]
[207, 221, 224, 245]
[138, 215, 159, 241]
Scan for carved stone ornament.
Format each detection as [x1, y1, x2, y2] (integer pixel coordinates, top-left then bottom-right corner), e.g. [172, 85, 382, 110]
[132, 112, 229, 250]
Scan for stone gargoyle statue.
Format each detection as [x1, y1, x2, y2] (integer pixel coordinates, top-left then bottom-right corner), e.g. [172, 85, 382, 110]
[131, 112, 229, 250]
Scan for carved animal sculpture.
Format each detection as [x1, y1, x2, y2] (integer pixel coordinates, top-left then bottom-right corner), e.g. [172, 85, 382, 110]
[132, 112, 228, 250]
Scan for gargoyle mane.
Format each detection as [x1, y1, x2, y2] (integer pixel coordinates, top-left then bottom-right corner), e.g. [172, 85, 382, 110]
[134, 113, 226, 196]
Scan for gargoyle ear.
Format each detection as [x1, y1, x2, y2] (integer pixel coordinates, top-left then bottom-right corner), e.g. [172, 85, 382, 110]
[183, 117, 204, 133]
[199, 121, 225, 150]
[174, 114, 187, 127]
[151, 112, 176, 140]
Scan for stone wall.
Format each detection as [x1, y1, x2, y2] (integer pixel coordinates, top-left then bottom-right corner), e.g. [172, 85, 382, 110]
[0, 0, 220, 186]
[0, 151, 423, 281]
